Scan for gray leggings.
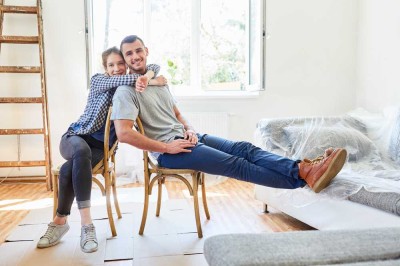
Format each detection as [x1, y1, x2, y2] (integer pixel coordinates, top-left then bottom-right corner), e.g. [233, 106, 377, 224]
[56, 134, 103, 217]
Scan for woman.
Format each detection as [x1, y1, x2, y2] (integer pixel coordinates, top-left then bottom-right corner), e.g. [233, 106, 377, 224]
[37, 47, 167, 253]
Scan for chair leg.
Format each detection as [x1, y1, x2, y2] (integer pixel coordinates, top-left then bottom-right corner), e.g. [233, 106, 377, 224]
[192, 173, 203, 238]
[111, 171, 122, 219]
[105, 173, 117, 237]
[52, 173, 58, 218]
[155, 178, 162, 217]
[139, 174, 150, 235]
[201, 173, 210, 220]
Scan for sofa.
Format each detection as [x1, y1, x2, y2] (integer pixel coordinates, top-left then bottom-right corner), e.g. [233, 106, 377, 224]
[253, 107, 400, 230]
[203, 227, 400, 266]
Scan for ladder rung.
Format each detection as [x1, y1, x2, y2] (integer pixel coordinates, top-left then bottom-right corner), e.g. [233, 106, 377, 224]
[0, 5, 38, 14]
[0, 128, 44, 135]
[0, 176, 47, 183]
[0, 161, 46, 168]
[0, 97, 43, 103]
[0, 36, 39, 44]
[0, 66, 40, 73]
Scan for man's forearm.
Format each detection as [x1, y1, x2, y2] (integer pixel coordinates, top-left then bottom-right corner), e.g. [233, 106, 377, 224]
[114, 120, 195, 154]
[144, 70, 155, 81]
[176, 113, 195, 132]
[119, 129, 167, 153]
[173, 106, 195, 132]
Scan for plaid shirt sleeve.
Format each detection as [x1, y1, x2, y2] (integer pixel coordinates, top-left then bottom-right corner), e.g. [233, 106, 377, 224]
[90, 63, 160, 95]
[147, 64, 161, 77]
[90, 73, 139, 94]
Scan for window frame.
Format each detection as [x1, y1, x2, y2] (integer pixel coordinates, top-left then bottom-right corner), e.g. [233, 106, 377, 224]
[84, 0, 266, 98]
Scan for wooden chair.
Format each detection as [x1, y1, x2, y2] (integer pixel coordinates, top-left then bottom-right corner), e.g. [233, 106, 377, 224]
[52, 107, 122, 236]
[136, 117, 210, 238]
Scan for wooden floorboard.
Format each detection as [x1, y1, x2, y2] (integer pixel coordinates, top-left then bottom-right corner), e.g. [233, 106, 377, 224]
[0, 178, 313, 244]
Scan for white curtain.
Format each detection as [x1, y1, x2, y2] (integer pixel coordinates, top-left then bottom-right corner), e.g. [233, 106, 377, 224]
[115, 143, 144, 183]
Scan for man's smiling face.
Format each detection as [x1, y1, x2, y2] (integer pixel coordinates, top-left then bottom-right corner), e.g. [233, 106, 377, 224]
[121, 39, 149, 74]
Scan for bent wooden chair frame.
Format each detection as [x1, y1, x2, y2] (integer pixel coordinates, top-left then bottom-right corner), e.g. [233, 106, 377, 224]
[52, 107, 122, 236]
[136, 117, 210, 238]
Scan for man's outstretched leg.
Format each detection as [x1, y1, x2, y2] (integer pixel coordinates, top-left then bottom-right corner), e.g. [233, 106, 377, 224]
[196, 134, 346, 192]
[158, 140, 347, 192]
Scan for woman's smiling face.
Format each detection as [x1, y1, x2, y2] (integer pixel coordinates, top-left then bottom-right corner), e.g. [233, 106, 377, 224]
[106, 53, 126, 76]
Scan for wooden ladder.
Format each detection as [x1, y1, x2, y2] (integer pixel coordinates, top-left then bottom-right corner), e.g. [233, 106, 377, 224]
[0, 0, 52, 190]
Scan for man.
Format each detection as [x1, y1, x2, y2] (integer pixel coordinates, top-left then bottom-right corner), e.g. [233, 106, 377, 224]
[111, 35, 347, 193]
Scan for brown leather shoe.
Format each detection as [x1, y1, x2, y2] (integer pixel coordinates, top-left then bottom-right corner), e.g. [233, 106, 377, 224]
[303, 147, 334, 162]
[299, 148, 347, 193]
[323, 147, 334, 158]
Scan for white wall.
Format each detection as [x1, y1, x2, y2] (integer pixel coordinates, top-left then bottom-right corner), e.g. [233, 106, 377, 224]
[356, 0, 400, 111]
[1, 0, 360, 171]
[42, 0, 88, 165]
[178, 0, 359, 141]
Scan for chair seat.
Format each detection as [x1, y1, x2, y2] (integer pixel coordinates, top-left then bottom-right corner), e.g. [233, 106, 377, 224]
[152, 167, 200, 175]
[52, 161, 114, 175]
[149, 154, 198, 174]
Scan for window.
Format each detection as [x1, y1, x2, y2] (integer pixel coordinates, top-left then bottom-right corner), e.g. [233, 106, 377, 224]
[86, 0, 265, 96]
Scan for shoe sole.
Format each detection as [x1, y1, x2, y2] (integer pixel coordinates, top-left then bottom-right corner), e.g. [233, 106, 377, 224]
[36, 225, 70, 249]
[312, 149, 347, 193]
[81, 246, 98, 253]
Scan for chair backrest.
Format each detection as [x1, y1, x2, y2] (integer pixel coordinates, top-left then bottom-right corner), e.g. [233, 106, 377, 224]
[103, 106, 118, 171]
[136, 117, 157, 169]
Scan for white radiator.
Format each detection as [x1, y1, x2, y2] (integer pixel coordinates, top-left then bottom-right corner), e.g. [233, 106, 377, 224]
[184, 112, 229, 139]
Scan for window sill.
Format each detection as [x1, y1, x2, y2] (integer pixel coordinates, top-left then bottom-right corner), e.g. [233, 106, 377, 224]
[173, 90, 261, 100]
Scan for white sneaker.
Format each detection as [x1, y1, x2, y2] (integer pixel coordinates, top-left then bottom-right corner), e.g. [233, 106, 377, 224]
[37, 222, 70, 248]
[80, 224, 98, 253]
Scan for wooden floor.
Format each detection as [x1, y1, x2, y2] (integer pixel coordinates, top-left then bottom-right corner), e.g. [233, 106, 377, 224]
[0, 178, 313, 244]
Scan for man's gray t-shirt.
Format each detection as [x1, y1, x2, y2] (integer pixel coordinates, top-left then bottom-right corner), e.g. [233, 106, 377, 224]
[111, 85, 185, 143]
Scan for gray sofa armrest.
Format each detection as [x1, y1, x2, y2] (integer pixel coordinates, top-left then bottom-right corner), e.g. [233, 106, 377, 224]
[203, 228, 400, 266]
[328, 260, 400, 266]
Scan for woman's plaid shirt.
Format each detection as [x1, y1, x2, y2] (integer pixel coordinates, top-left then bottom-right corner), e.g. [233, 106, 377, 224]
[66, 64, 160, 136]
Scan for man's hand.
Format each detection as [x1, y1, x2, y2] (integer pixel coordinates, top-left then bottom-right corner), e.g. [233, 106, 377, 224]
[136, 75, 149, 92]
[184, 129, 198, 144]
[165, 139, 195, 154]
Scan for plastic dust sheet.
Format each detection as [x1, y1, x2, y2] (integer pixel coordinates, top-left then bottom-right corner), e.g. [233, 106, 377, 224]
[254, 106, 400, 202]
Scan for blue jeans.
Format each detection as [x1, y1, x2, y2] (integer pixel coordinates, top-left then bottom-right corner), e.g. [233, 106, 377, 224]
[56, 134, 104, 217]
[158, 134, 306, 189]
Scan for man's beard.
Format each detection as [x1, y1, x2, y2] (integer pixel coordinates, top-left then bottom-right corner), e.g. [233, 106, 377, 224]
[129, 65, 146, 74]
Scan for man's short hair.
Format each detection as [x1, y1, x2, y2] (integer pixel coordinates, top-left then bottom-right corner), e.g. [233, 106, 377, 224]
[120, 35, 145, 51]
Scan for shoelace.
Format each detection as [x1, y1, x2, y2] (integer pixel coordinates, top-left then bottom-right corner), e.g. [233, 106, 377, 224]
[82, 225, 97, 244]
[41, 223, 56, 239]
[304, 155, 325, 165]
